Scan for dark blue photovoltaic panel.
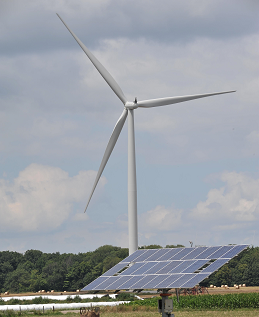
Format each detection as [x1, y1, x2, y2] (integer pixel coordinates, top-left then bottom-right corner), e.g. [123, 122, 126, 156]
[94, 276, 119, 290]
[82, 245, 249, 291]
[121, 250, 146, 263]
[209, 246, 234, 259]
[220, 245, 247, 259]
[157, 248, 183, 261]
[130, 275, 157, 289]
[156, 261, 183, 274]
[107, 276, 133, 290]
[170, 248, 193, 260]
[142, 275, 169, 289]
[119, 276, 145, 289]
[120, 262, 145, 275]
[169, 260, 195, 273]
[145, 248, 170, 261]
[167, 274, 196, 288]
[144, 261, 169, 274]
[182, 260, 208, 273]
[134, 249, 159, 262]
[81, 276, 108, 291]
[132, 262, 158, 275]
[181, 273, 210, 288]
[155, 274, 183, 289]
[111, 276, 135, 289]
[202, 258, 229, 273]
[195, 246, 221, 259]
[102, 263, 128, 276]
[182, 247, 208, 260]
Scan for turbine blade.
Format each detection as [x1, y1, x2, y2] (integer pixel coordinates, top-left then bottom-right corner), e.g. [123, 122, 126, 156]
[57, 14, 127, 105]
[137, 90, 236, 108]
[84, 109, 128, 212]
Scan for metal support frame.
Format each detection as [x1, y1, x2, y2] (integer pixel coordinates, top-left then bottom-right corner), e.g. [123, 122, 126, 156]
[158, 290, 174, 317]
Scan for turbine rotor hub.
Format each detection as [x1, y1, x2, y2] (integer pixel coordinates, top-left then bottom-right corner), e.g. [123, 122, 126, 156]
[125, 101, 138, 110]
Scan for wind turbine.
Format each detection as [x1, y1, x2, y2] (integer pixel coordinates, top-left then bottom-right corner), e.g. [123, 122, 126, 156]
[57, 14, 235, 255]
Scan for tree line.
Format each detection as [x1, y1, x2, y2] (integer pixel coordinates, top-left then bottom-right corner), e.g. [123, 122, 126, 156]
[0, 244, 258, 293]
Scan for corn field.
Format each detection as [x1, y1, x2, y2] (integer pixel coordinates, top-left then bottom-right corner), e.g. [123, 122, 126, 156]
[127, 293, 259, 310]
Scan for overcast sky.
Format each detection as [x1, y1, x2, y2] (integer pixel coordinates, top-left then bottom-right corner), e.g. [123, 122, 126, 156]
[0, 0, 259, 254]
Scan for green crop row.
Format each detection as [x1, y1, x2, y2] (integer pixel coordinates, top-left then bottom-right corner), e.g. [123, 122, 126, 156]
[127, 293, 259, 310]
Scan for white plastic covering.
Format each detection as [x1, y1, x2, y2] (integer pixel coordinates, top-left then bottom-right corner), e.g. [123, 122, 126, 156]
[1, 293, 142, 302]
[1, 294, 118, 302]
[0, 301, 129, 311]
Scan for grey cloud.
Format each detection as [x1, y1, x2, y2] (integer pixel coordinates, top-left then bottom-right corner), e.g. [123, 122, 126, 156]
[1, 0, 258, 57]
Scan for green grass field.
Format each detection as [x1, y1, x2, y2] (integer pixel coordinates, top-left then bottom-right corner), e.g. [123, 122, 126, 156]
[101, 311, 259, 316]
[1, 307, 259, 317]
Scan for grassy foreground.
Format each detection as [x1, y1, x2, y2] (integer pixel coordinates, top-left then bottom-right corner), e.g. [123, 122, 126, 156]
[100, 305, 259, 316]
[102, 311, 259, 316]
[1, 309, 259, 317]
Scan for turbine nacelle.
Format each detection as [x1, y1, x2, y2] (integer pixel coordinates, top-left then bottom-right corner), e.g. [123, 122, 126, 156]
[125, 101, 138, 110]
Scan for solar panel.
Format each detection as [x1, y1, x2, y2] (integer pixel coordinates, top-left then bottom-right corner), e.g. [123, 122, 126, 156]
[155, 274, 183, 289]
[195, 246, 221, 259]
[209, 245, 234, 259]
[121, 249, 145, 263]
[83, 276, 108, 290]
[133, 249, 159, 262]
[107, 276, 133, 290]
[130, 275, 157, 289]
[120, 262, 145, 275]
[156, 261, 183, 274]
[170, 248, 193, 260]
[157, 248, 182, 261]
[181, 260, 208, 273]
[132, 262, 158, 275]
[220, 245, 247, 258]
[94, 276, 118, 290]
[169, 260, 195, 273]
[167, 274, 196, 288]
[102, 262, 128, 276]
[144, 261, 170, 274]
[111, 276, 135, 290]
[119, 276, 145, 289]
[202, 258, 229, 273]
[145, 248, 170, 261]
[181, 273, 210, 288]
[182, 247, 208, 260]
[81, 244, 248, 291]
[141, 274, 170, 289]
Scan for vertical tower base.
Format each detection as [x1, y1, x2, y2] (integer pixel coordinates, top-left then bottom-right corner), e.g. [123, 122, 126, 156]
[128, 109, 138, 255]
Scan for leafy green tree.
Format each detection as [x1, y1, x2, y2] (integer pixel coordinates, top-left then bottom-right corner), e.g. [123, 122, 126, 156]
[4, 268, 30, 293]
[242, 247, 259, 286]
[42, 261, 66, 291]
[139, 244, 162, 249]
[102, 256, 121, 273]
[166, 244, 185, 248]
[29, 270, 48, 292]
[24, 250, 43, 266]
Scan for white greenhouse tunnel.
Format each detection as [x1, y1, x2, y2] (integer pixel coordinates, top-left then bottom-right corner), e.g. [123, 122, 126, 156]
[0, 293, 143, 311]
[0, 301, 130, 311]
[1, 294, 119, 301]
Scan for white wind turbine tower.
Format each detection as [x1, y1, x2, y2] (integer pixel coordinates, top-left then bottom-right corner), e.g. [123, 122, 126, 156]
[57, 14, 235, 255]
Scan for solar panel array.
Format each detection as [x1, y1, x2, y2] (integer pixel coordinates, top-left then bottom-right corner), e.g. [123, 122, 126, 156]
[82, 245, 248, 291]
